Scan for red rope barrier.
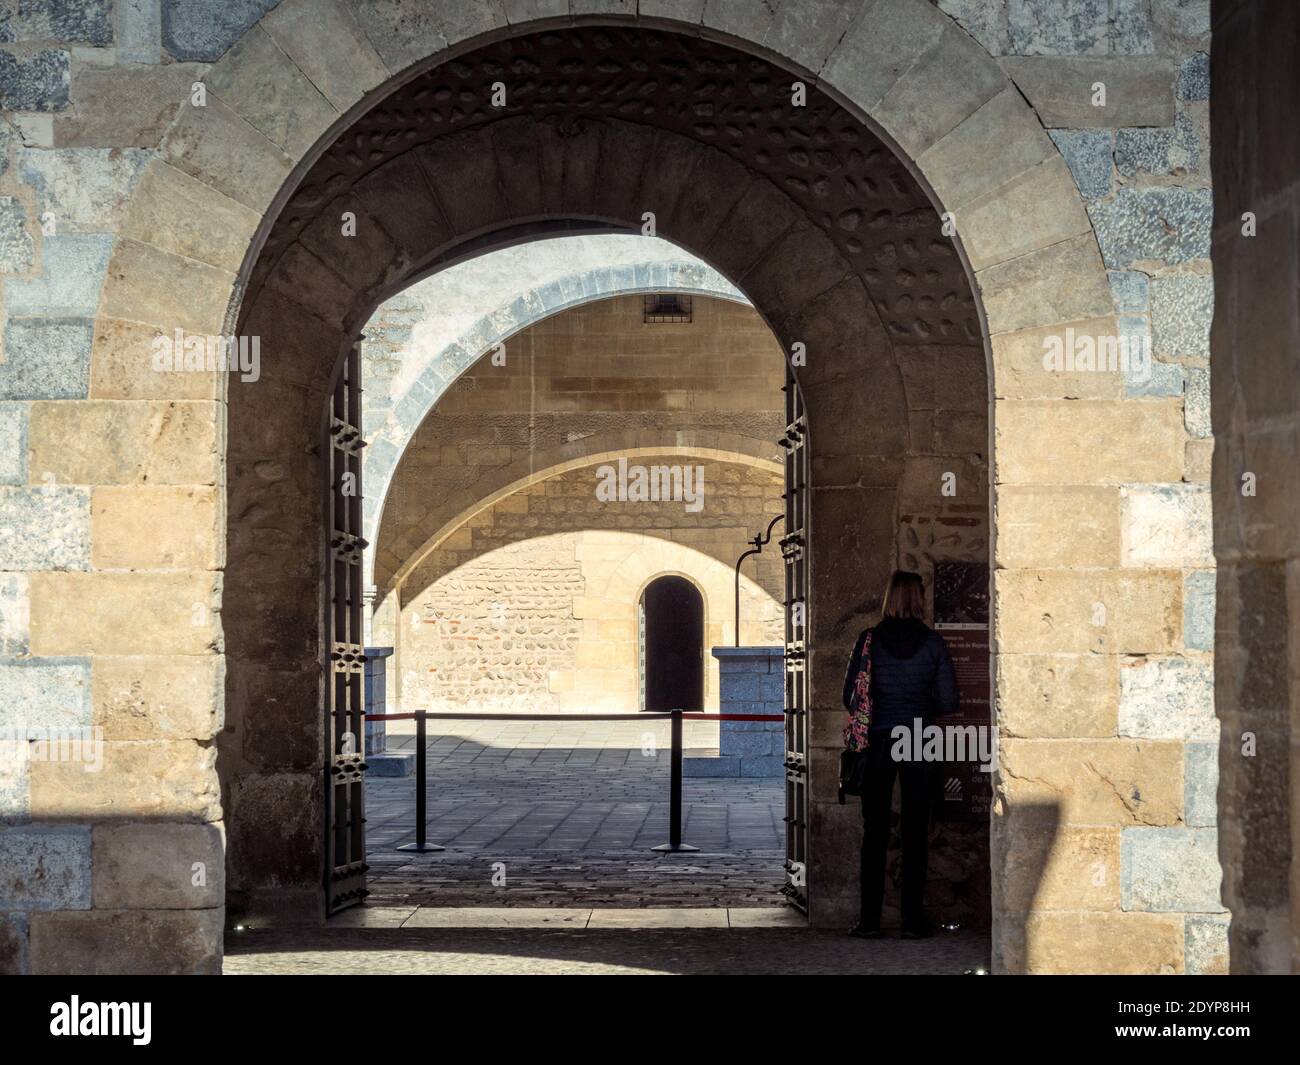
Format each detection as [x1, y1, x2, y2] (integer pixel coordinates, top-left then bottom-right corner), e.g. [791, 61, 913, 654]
[364, 711, 784, 722]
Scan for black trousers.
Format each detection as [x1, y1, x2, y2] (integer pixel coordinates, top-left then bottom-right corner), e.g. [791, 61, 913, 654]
[859, 736, 932, 928]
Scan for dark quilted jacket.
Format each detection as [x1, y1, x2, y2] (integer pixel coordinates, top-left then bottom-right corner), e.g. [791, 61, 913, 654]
[842, 617, 959, 733]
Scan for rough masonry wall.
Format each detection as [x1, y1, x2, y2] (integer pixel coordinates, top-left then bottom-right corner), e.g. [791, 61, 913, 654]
[390, 460, 783, 716]
[372, 294, 787, 596]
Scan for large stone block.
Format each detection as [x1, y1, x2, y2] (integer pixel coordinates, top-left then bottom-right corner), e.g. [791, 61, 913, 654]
[204, 25, 339, 158]
[820, 0, 948, 115]
[16, 147, 148, 233]
[1121, 827, 1225, 913]
[160, 94, 294, 213]
[29, 571, 221, 656]
[345, 0, 508, 72]
[996, 569, 1181, 654]
[119, 162, 260, 274]
[978, 234, 1112, 335]
[89, 317, 220, 401]
[29, 739, 221, 822]
[995, 399, 1184, 484]
[999, 738, 1183, 825]
[28, 400, 220, 485]
[874, 22, 1005, 157]
[91, 486, 220, 570]
[29, 907, 222, 974]
[53, 64, 206, 148]
[1088, 187, 1212, 269]
[990, 316, 1124, 399]
[100, 238, 234, 337]
[994, 819, 1119, 912]
[10, 0, 113, 44]
[1007, 0, 1110, 56]
[0, 48, 70, 112]
[0, 573, 30, 653]
[262, 0, 390, 110]
[0, 485, 89, 570]
[994, 485, 1120, 568]
[1002, 911, 1184, 974]
[0, 317, 93, 400]
[999, 56, 1176, 128]
[761, 0, 859, 74]
[4, 234, 113, 318]
[161, 0, 279, 62]
[1151, 272, 1213, 358]
[93, 654, 224, 741]
[996, 652, 1118, 737]
[958, 156, 1092, 271]
[0, 656, 90, 732]
[92, 822, 225, 909]
[0, 826, 91, 910]
[1118, 655, 1215, 740]
[1121, 483, 1213, 567]
[918, 87, 1056, 211]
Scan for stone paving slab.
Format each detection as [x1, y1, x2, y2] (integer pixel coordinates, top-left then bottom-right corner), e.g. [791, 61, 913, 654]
[223, 926, 991, 975]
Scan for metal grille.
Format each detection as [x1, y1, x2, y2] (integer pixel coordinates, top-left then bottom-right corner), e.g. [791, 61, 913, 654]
[643, 293, 692, 323]
[325, 342, 368, 914]
[779, 368, 809, 911]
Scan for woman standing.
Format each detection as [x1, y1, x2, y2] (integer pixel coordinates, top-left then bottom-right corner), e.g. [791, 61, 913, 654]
[843, 570, 958, 939]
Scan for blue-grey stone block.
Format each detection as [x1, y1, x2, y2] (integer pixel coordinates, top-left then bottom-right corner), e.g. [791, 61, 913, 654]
[1184, 569, 1215, 651]
[1115, 112, 1200, 178]
[0, 826, 91, 909]
[1176, 52, 1210, 101]
[1120, 827, 1225, 913]
[739, 755, 785, 778]
[1008, 0, 1108, 56]
[1108, 270, 1149, 313]
[5, 234, 113, 317]
[0, 486, 90, 571]
[365, 752, 414, 778]
[1184, 742, 1218, 827]
[720, 728, 775, 757]
[1048, 129, 1113, 200]
[0, 195, 34, 273]
[1151, 272, 1213, 359]
[0, 657, 91, 732]
[0, 318, 93, 399]
[161, 0, 278, 62]
[1124, 356, 1183, 398]
[683, 755, 741, 778]
[12, 1, 113, 46]
[1184, 365, 1211, 437]
[1088, 187, 1212, 268]
[17, 147, 149, 233]
[1184, 913, 1229, 975]
[0, 48, 70, 111]
[1110, 0, 1155, 54]
[0, 404, 26, 485]
[0, 574, 29, 654]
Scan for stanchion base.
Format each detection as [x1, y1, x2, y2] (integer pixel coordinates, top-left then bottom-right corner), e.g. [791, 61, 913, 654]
[396, 842, 446, 852]
[651, 843, 701, 852]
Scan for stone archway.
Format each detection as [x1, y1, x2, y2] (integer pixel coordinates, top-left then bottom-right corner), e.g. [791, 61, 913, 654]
[40, 0, 1210, 974]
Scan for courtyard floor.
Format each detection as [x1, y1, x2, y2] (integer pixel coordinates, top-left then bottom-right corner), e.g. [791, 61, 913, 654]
[223, 719, 991, 974]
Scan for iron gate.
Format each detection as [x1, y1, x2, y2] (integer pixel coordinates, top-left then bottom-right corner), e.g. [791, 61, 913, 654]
[779, 368, 809, 911]
[325, 342, 368, 913]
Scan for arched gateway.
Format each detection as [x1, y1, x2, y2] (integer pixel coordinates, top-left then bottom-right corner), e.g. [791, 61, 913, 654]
[15, 0, 1215, 975]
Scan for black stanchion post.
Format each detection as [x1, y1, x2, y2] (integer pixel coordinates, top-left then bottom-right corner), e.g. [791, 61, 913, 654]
[653, 709, 699, 853]
[398, 711, 445, 853]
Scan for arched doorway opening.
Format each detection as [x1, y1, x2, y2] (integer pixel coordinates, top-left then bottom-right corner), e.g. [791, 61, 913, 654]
[640, 575, 705, 713]
[223, 19, 991, 930]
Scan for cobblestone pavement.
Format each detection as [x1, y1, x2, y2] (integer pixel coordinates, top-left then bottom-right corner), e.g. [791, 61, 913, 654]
[224, 924, 991, 975]
[366, 719, 785, 907]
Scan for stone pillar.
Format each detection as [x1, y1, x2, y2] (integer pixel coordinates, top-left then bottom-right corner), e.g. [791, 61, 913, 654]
[686, 647, 784, 777]
[363, 647, 412, 777]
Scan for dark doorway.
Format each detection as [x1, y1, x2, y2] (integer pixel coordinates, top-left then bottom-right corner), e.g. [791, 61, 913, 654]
[641, 576, 704, 712]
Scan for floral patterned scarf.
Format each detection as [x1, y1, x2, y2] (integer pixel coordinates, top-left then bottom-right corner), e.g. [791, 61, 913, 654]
[843, 630, 873, 752]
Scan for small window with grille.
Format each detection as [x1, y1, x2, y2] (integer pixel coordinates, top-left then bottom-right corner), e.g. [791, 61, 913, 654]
[643, 293, 692, 323]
